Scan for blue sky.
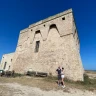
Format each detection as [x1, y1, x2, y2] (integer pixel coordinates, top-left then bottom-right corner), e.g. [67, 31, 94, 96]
[0, 0, 96, 70]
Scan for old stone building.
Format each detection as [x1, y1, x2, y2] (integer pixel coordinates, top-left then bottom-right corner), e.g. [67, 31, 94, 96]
[0, 9, 84, 81]
[0, 53, 14, 71]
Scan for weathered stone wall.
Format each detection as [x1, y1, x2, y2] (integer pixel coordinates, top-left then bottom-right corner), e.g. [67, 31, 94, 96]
[73, 20, 80, 51]
[12, 9, 84, 81]
[0, 53, 14, 71]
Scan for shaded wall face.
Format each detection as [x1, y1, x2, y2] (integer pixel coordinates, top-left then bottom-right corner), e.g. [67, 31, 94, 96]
[13, 12, 84, 81]
[73, 22, 80, 51]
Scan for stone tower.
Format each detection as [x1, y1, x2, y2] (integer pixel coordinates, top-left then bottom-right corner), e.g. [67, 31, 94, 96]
[11, 9, 84, 81]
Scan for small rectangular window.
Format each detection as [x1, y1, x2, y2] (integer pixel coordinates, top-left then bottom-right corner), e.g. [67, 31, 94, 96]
[35, 41, 40, 52]
[62, 17, 65, 20]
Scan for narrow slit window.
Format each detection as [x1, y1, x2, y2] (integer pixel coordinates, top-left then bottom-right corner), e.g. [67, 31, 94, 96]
[8, 66, 10, 70]
[35, 41, 40, 52]
[3, 62, 7, 69]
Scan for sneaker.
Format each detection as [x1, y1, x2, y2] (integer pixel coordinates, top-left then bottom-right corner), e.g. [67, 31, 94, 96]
[58, 84, 61, 87]
[62, 85, 66, 88]
[64, 85, 66, 87]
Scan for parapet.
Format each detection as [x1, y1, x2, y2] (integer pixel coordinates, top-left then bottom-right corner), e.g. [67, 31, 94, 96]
[20, 8, 72, 34]
[20, 28, 29, 34]
[29, 8, 72, 28]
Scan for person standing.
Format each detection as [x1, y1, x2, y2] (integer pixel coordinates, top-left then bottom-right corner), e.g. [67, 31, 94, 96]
[61, 67, 65, 88]
[56, 66, 61, 86]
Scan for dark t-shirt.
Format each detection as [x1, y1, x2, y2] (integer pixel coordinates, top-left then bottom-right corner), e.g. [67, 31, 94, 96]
[56, 69, 61, 75]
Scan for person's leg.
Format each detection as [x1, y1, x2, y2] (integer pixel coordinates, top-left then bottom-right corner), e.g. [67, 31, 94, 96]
[57, 75, 59, 85]
[58, 75, 61, 86]
[62, 78, 64, 85]
[57, 80, 59, 85]
[57, 80, 61, 86]
[61, 76, 65, 88]
[63, 78, 65, 88]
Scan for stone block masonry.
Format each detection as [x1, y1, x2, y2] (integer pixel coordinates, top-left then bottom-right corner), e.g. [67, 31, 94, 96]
[0, 9, 84, 81]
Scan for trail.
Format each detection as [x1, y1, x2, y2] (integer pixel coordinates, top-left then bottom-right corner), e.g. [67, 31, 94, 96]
[0, 83, 96, 96]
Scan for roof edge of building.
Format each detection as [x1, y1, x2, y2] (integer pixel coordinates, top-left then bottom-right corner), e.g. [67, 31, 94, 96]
[20, 8, 72, 34]
[2, 52, 15, 56]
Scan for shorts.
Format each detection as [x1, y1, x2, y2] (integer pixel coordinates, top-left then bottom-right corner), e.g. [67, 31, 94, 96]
[61, 75, 64, 78]
[58, 75, 61, 80]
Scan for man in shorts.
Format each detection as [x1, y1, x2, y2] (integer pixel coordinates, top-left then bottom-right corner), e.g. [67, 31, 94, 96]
[56, 66, 61, 86]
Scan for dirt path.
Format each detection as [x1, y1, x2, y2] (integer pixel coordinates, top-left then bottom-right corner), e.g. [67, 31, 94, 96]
[0, 82, 96, 96]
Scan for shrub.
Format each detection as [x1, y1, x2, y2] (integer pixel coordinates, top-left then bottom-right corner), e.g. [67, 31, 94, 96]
[83, 74, 91, 84]
[13, 73, 23, 77]
[26, 71, 36, 76]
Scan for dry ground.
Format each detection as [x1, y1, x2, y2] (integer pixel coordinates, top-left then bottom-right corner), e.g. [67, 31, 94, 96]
[85, 70, 96, 79]
[0, 70, 95, 96]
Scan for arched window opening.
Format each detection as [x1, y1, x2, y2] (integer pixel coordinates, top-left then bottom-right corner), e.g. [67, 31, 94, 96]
[35, 30, 40, 34]
[50, 24, 57, 29]
[49, 24, 59, 34]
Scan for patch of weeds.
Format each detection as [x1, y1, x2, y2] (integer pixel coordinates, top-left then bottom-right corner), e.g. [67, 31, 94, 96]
[13, 73, 24, 77]
[64, 77, 73, 83]
[44, 76, 57, 82]
[76, 74, 96, 85]
[75, 74, 96, 90]
[26, 71, 36, 76]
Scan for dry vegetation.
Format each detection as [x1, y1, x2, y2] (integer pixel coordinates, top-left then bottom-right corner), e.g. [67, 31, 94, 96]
[0, 70, 96, 96]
